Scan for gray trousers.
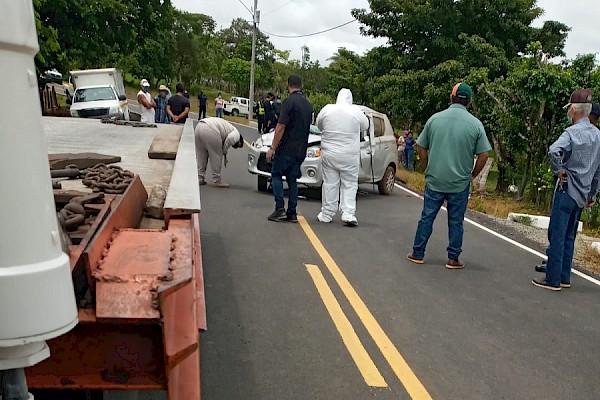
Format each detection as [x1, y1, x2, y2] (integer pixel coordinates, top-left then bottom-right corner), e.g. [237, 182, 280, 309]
[195, 123, 224, 183]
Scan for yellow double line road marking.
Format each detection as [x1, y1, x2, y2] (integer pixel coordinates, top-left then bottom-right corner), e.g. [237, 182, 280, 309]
[306, 264, 387, 388]
[299, 216, 433, 400]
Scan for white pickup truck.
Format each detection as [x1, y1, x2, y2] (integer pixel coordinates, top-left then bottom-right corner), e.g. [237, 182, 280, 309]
[68, 68, 130, 120]
[223, 96, 251, 117]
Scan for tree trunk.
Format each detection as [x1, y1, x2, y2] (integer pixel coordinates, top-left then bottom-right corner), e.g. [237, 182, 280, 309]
[490, 132, 509, 192]
[518, 155, 531, 200]
[496, 161, 510, 192]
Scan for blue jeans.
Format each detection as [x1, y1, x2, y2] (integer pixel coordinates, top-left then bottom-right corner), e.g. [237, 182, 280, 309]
[216, 108, 223, 118]
[271, 153, 302, 215]
[405, 148, 414, 170]
[412, 184, 470, 260]
[545, 183, 583, 285]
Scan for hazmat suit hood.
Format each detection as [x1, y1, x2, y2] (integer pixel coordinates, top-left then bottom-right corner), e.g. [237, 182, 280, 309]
[316, 88, 369, 157]
[336, 88, 353, 105]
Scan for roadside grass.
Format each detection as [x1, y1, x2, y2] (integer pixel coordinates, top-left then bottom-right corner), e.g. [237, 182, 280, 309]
[577, 243, 600, 275]
[467, 194, 546, 219]
[125, 85, 249, 125]
[396, 169, 426, 192]
[397, 168, 549, 219]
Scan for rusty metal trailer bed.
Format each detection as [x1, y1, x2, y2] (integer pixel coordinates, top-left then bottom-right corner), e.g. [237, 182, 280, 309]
[27, 118, 204, 400]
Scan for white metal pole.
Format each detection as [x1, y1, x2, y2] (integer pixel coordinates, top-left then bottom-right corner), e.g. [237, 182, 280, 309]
[248, 0, 258, 122]
[0, 0, 78, 371]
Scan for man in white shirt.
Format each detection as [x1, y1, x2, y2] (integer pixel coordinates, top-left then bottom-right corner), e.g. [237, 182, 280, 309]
[137, 79, 156, 123]
[194, 117, 244, 187]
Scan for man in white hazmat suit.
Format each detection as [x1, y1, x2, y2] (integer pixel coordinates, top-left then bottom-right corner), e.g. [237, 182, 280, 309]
[194, 117, 244, 188]
[316, 88, 369, 226]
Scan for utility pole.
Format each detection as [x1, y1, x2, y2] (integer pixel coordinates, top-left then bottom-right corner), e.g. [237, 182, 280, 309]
[248, 0, 259, 122]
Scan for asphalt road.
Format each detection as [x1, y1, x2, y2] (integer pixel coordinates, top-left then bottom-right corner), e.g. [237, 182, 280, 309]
[198, 122, 600, 400]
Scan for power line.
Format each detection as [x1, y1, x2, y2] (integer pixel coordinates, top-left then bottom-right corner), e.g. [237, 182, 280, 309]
[261, 19, 357, 38]
[264, 0, 294, 16]
[235, 0, 253, 16]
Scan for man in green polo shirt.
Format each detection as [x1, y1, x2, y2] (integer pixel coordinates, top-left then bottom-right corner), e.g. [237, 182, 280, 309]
[407, 82, 492, 269]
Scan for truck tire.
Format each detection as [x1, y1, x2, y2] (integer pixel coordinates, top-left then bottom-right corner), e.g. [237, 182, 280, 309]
[231, 109, 239, 117]
[258, 176, 269, 192]
[378, 165, 395, 195]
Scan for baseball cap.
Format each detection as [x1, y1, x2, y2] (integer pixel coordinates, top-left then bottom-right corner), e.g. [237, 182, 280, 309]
[159, 84, 168, 91]
[591, 101, 600, 118]
[140, 79, 150, 87]
[564, 88, 592, 108]
[451, 82, 473, 101]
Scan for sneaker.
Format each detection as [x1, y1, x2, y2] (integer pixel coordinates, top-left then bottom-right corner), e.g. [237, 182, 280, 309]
[317, 212, 332, 223]
[212, 182, 230, 188]
[446, 259, 465, 269]
[560, 281, 571, 288]
[268, 209, 287, 222]
[286, 213, 298, 223]
[406, 253, 424, 264]
[532, 278, 561, 291]
[534, 259, 547, 273]
[198, 180, 207, 186]
[343, 219, 358, 227]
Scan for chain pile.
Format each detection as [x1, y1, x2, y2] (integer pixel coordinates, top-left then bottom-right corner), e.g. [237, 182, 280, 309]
[81, 163, 135, 194]
[57, 193, 105, 231]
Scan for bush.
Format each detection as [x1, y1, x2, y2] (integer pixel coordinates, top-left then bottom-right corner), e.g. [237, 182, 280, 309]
[307, 92, 335, 116]
[582, 202, 600, 231]
[189, 84, 203, 97]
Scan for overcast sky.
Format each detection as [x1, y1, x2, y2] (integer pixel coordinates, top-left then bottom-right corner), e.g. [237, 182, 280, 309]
[172, 0, 599, 65]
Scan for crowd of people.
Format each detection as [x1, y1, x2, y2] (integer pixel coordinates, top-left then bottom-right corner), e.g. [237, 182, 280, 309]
[141, 74, 600, 292]
[254, 93, 282, 134]
[258, 76, 600, 293]
[137, 80, 190, 125]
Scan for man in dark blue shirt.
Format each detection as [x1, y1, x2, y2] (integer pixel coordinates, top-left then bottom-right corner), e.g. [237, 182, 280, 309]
[197, 91, 207, 119]
[404, 131, 416, 170]
[266, 75, 313, 222]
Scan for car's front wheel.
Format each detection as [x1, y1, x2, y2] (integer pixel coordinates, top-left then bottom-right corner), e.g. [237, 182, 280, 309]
[258, 176, 269, 192]
[378, 165, 395, 195]
[231, 109, 239, 117]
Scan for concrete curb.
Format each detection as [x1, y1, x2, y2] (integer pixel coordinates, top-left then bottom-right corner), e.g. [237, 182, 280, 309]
[508, 212, 583, 233]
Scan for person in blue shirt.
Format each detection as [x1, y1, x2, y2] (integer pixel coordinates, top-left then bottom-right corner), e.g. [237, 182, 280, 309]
[404, 131, 416, 170]
[154, 85, 171, 124]
[198, 91, 207, 119]
[532, 89, 600, 291]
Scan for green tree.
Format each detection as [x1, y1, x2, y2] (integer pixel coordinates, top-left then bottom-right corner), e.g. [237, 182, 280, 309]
[222, 58, 262, 95]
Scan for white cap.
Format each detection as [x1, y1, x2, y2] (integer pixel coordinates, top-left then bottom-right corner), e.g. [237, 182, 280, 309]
[140, 79, 150, 87]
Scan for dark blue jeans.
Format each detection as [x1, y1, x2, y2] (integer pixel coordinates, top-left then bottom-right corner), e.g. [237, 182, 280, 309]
[545, 183, 583, 285]
[404, 148, 414, 171]
[412, 184, 470, 260]
[271, 153, 302, 215]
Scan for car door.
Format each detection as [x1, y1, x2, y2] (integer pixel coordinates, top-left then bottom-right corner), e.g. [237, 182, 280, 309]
[359, 115, 374, 182]
[240, 98, 248, 114]
[370, 115, 389, 181]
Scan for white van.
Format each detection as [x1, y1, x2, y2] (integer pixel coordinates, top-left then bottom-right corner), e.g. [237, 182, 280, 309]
[68, 68, 129, 120]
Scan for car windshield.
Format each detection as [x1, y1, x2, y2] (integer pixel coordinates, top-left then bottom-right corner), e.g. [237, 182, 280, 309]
[74, 87, 115, 103]
[309, 125, 321, 135]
